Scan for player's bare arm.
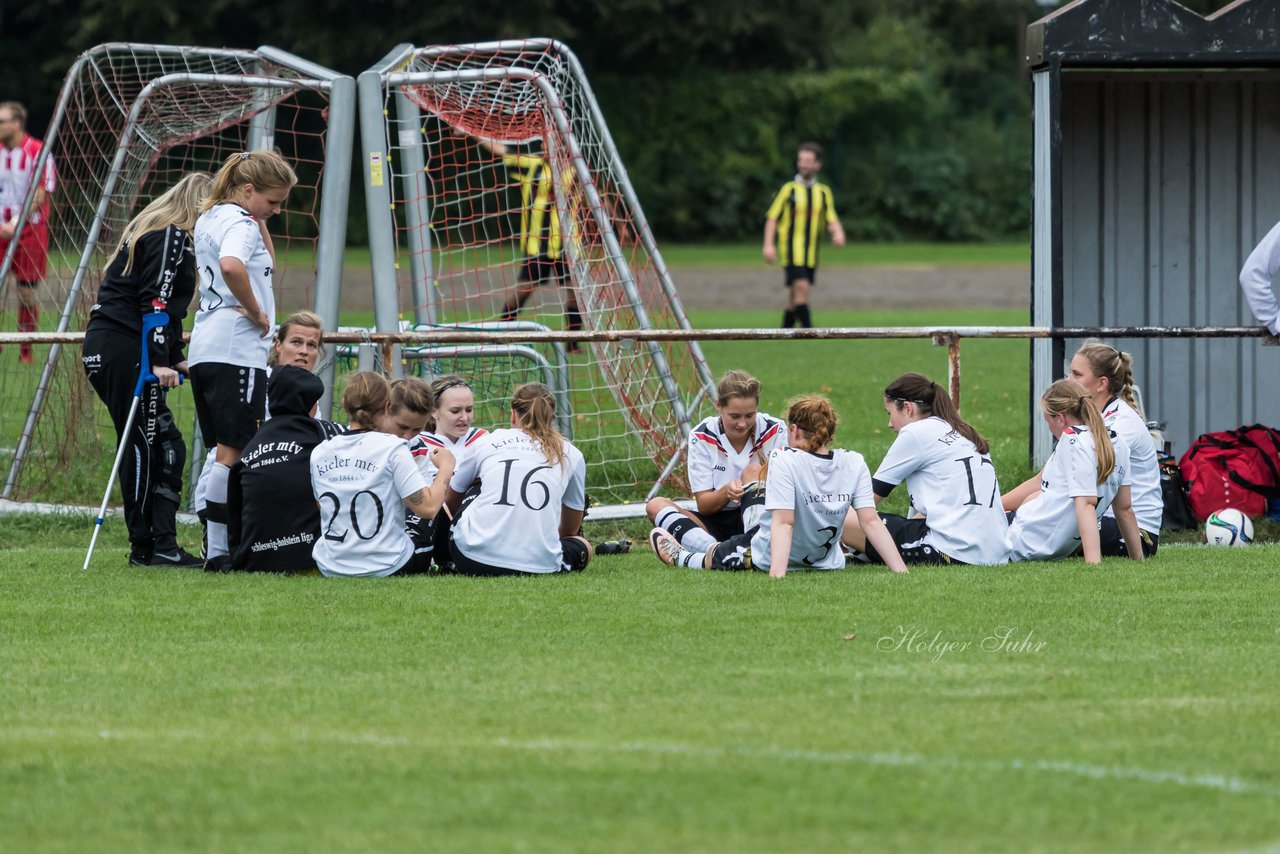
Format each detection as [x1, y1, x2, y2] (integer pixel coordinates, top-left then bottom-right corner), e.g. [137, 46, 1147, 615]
[768, 510, 795, 577]
[762, 219, 778, 264]
[220, 257, 271, 336]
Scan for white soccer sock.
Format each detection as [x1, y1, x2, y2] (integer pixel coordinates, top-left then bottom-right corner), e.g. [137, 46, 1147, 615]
[205, 462, 230, 557]
[681, 550, 707, 569]
[654, 507, 717, 552]
[193, 449, 216, 515]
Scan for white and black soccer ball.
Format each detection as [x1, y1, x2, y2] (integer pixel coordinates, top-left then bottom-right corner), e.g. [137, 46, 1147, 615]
[1204, 508, 1254, 546]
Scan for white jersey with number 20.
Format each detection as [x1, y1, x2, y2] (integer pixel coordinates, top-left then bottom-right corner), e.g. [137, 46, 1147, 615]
[450, 428, 587, 573]
[310, 430, 427, 578]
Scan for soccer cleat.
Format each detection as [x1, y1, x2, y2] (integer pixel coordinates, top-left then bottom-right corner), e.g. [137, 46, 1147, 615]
[139, 548, 205, 568]
[594, 539, 631, 555]
[203, 554, 234, 573]
[649, 527, 688, 567]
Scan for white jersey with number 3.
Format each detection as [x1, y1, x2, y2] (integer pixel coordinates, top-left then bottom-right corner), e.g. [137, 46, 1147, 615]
[1006, 425, 1131, 561]
[450, 429, 587, 573]
[873, 417, 1009, 565]
[310, 431, 427, 578]
[750, 446, 875, 571]
[188, 203, 276, 369]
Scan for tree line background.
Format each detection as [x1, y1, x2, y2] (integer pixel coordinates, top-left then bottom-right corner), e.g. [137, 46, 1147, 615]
[0, 0, 1226, 244]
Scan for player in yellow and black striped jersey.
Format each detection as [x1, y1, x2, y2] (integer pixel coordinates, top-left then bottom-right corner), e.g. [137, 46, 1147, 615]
[762, 142, 845, 329]
[472, 137, 583, 351]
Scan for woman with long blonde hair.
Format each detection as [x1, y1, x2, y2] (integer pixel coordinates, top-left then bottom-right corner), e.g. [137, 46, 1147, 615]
[445, 382, 592, 575]
[82, 171, 213, 567]
[187, 150, 298, 563]
[1005, 380, 1144, 564]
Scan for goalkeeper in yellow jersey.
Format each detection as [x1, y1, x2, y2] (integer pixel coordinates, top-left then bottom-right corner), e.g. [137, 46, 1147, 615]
[471, 136, 583, 350]
[763, 142, 845, 329]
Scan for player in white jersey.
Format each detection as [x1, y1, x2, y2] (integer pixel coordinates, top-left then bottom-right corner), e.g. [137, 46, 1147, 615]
[186, 151, 297, 566]
[844, 373, 1009, 566]
[1006, 380, 1144, 564]
[407, 375, 489, 567]
[646, 370, 787, 556]
[310, 372, 454, 578]
[1069, 341, 1162, 557]
[652, 396, 907, 577]
[446, 382, 592, 575]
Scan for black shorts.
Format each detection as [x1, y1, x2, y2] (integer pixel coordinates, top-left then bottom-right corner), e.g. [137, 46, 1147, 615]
[708, 528, 758, 571]
[863, 514, 960, 566]
[1098, 517, 1160, 558]
[519, 255, 568, 285]
[785, 265, 817, 286]
[448, 537, 590, 576]
[189, 362, 267, 449]
[692, 507, 745, 542]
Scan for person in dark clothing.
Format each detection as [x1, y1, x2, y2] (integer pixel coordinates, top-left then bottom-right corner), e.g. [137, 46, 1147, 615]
[225, 365, 343, 572]
[82, 172, 212, 567]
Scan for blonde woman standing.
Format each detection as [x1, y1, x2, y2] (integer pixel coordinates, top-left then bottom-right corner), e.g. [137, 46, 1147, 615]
[187, 150, 297, 563]
[82, 172, 212, 567]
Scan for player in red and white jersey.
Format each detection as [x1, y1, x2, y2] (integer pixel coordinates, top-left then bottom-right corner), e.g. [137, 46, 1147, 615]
[845, 373, 1010, 566]
[0, 101, 57, 364]
[445, 382, 592, 576]
[645, 370, 787, 557]
[187, 151, 297, 566]
[309, 372, 454, 578]
[405, 375, 489, 568]
[1005, 380, 1144, 564]
[651, 396, 906, 576]
[1069, 341, 1162, 557]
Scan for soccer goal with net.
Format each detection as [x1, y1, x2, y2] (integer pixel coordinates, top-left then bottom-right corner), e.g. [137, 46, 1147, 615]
[0, 43, 355, 505]
[357, 39, 716, 505]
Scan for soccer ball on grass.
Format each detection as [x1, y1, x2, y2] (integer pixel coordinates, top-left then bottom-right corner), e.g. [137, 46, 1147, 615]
[1204, 508, 1254, 546]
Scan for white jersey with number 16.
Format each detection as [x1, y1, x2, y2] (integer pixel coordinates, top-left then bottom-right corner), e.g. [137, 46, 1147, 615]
[450, 428, 587, 574]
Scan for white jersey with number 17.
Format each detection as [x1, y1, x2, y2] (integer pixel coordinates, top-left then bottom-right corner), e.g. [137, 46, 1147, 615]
[873, 416, 1009, 565]
[450, 428, 587, 573]
[188, 203, 276, 369]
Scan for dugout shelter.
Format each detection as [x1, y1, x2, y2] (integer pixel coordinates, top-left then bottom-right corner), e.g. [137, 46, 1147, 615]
[1026, 0, 1280, 462]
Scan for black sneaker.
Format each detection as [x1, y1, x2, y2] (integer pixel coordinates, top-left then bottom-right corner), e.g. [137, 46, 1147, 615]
[203, 554, 234, 573]
[141, 548, 205, 568]
[128, 545, 154, 567]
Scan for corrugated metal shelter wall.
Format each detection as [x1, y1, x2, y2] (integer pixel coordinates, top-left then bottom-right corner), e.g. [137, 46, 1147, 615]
[1057, 71, 1280, 456]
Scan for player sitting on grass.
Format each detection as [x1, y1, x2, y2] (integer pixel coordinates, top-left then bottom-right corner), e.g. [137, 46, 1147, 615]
[309, 372, 454, 578]
[408, 375, 488, 571]
[1003, 379, 1144, 565]
[443, 382, 593, 576]
[841, 373, 1010, 566]
[645, 370, 786, 556]
[651, 395, 907, 577]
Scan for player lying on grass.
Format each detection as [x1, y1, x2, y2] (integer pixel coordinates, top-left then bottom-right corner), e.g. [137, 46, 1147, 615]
[1001, 341, 1161, 560]
[443, 382, 593, 576]
[408, 375, 488, 572]
[645, 370, 787, 554]
[309, 372, 454, 578]
[1003, 379, 1144, 564]
[840, 373, 1010, 567]
[650, 395, 907, 577]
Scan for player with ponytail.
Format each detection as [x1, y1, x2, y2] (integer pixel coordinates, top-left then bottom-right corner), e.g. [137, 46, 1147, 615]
[1005, 380, 1143, 564]
[651, 395, 906, 577]
[308, 372, 455, 577]
[843, 373, 1010, 566]
[1070, 340, 1161, 556]
[645, 369, 787, 556]
[445, 382, 592, 575]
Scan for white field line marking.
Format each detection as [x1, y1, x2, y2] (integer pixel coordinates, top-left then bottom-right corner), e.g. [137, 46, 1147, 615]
[2, 727, 1277, 798]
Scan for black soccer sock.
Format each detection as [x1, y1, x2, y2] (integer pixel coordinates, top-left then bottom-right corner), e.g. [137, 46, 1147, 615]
[795, 304, 812, 328]
[782, 309, 795, 329]
[500, 304, 517, 322]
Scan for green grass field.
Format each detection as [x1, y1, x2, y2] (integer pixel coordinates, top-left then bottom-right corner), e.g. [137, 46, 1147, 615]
[2, 514, 1278, 851]
[5, 293, 1280, 850]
